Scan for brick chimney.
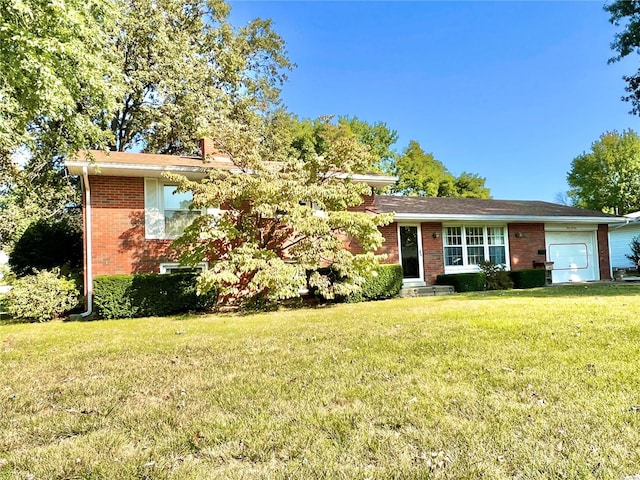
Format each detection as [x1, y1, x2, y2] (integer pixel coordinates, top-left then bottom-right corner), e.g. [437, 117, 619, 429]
[199, 138, 215, 160]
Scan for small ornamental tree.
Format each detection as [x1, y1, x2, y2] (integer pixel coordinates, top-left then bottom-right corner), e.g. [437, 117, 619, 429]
[626, 235, 640, 269]
[167, 117, 393, 308]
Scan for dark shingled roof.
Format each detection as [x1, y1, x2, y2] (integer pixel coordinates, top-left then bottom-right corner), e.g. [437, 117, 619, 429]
[374, 195, 618, 219]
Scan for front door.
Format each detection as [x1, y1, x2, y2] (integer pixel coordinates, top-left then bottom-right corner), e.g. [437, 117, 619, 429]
[398, 224, 424, 282]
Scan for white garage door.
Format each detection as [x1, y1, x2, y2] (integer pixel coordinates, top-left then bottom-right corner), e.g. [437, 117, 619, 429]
[545, 230, 599, 283]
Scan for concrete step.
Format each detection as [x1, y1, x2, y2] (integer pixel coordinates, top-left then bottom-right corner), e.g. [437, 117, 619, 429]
[400, 285, 454, 298]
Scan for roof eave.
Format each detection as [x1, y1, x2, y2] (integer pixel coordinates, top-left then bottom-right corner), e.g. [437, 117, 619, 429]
[391, 212, 620, 224]
[65, 161, 219, 179]
[66, 161, 399, 186]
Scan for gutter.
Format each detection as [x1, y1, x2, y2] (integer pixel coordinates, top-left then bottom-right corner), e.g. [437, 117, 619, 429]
[65, 161, 399, 188]
[391, 212, 622, 225]
[80, 166, 93, 318]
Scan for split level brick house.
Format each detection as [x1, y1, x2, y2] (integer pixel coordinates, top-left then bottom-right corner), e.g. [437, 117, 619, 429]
[65, 142, 620, 310]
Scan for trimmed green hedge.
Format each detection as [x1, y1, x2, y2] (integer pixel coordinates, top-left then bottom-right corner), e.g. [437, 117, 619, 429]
[435, 272, 486, 292]
[508, 269, 546, 289]
[93, 273, 216, 319]
[346, 264, 404, 303]
[311, 264, 404, 303]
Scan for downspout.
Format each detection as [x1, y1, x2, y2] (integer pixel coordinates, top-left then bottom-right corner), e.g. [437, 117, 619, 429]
[80, 166, 93, 317]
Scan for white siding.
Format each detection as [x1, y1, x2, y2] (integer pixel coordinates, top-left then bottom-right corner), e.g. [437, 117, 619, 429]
[609, 223, 640, 268]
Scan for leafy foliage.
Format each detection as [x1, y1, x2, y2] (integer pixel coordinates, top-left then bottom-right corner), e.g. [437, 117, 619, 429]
[106, 0, 292, 154]
[1, 0, 292, 252]
[337, 116, 399, 174]
[167, 117, 393, 308]
[478, 261, 514, 290]
[93, 273, 217, 319]
[567, 130, 640, 215]
[312, 264, 403, 303]
[605, 1, 640, 115]
[435, 272, 486, 292]
[9, 218, 82, 277]
[626, 235, 640, 267]
[344, 264, 403, 303]
[6, 269, 79, 322]
[392, 141, 490, 198]
[0, 0, 120, 158]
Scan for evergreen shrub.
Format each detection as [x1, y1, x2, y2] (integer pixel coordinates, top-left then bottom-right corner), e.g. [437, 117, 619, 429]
[435, 272, 486, 292]
[93, 273, 217, 319]
[311, 264, 404, 303]
[345, 264, 404, 303]
[508, 269, 546, 289]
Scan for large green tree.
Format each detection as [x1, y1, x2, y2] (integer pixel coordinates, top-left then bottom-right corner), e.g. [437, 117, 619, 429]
[392, 140, 490, 198]
[0, 0, 120, 159]
[106, 0, 292, 154]
[605, 1, 640, 115]
[0, 0, 120, 250]
[567, 129, 640, 215]
[0, 0, 292, 251]
[337, 116, 398, 173]
[167, 117, 393, 308]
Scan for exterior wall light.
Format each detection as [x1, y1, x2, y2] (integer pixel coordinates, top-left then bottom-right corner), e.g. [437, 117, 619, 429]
[432, 231, 441, 239]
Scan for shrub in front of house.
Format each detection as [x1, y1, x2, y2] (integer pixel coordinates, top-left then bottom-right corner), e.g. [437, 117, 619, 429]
[311, 264, 404, 303]
[6, 269, 79, 322]
[345, 264, 404, 303]
[93, 273, 217, 319]
[508, 269, 546, 289]
[478, 261, 514, 290]
[435, 272, 486, 292]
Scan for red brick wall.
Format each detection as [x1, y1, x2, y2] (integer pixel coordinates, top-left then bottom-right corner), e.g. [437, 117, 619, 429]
[348, 194, 376, 213]
[421, 222, 444, 283]
[597, 224, 611, 280]
[377, 222, 399, 264]
[508, 223, 547, 270]
[89, 176, 175, 277]
[377, 222, 445, 284]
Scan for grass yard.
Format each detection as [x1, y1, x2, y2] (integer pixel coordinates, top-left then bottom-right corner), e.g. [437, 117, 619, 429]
[2, 284, 640, 479]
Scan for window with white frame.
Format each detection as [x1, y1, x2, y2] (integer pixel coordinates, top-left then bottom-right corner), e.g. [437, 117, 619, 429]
[443, 225, 508, 270]
[144, 178, 203, 240]
[159, 262, 208, 274]
[163, 185, 200, 238]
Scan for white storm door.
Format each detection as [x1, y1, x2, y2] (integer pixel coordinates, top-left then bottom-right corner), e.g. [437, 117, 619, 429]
[398, 224, 424, 283]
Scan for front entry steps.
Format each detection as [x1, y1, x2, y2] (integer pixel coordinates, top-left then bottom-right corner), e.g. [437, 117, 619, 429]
[400, 282, 454, 298]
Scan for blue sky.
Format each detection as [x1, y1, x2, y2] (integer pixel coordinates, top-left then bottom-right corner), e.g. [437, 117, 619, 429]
[229, 1, 640, 202]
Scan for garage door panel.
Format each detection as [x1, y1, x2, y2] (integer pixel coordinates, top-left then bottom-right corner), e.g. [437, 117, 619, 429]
[548, 243, 589, 270]
[546, 231, 598, 283]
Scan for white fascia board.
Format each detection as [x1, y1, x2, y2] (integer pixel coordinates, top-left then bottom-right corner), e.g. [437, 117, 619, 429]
[67, 161, 399, 187]
[325, 172, 398, 187]
[391, 212, 621, 224]
[66, 161, 244, 178]
[348, 173, 397, 186]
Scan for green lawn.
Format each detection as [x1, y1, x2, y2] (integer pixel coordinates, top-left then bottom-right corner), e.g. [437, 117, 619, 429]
[2, 284, 640, 479]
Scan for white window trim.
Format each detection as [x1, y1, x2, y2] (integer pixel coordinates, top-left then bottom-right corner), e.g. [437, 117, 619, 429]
[443, 224, 510, 274]
[299, 200, 326, 218]
[397, 223, 424, 283]
[159, 262, 208, 274]
[144, 178, 220, 240]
